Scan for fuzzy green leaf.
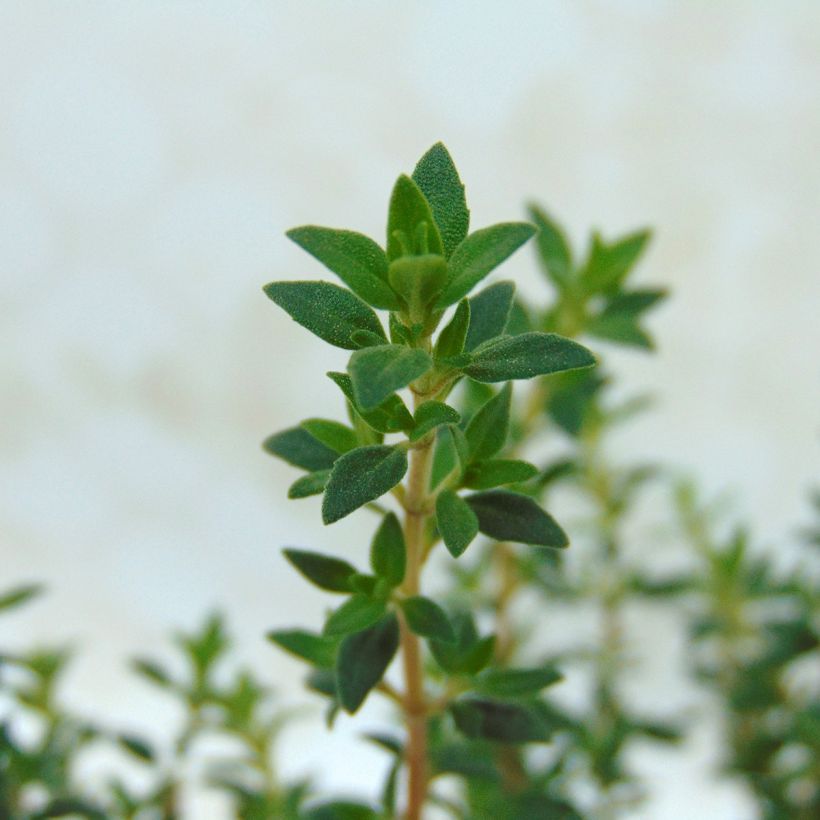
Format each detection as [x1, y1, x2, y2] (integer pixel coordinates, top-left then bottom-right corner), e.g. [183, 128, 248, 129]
[328, 371, 414, 434]
[322, 445, 408, 524]
[586, 315, 652, 349]
[429, 612, 494, 675]
[386, 174, 443, 260]
[348, 345, 432, 411]
[434, 299, 470, 360]
[450, 697, 555, 743]
[411, 142, 469, 258]
[410, 401, 460, 442]
[263, 280, 386, 350]
[286, 226, 400, 310]
[430, 426, 463, 489]
[324, 595, 387, 637]
[463, 332, 595, 383]
[437, 222, 535, 307]
[475, 665, 563, 697]
[528, 204, 573, 288]
[263, 427, 338, 472]
[267, 629, 337, 668]
[465, 383, 511, 462]
[436, 490, 479, 558]
[370, 512, 406, 588]
[301, 419, 359, 454]
[283, 549, 357, 593]
[401, 596, 456, 644]
[336, 614, 399, 713]
[466, 490, 568, 547]
[463, 459, 538, 490]
[288, 469, 330, 499]
[465, 280, 515, 351]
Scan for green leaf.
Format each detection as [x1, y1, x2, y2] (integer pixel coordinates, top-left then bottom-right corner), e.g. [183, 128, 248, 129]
[370, 513, 406, 587]
[323, 445, 408, 524]
[600, 288, 667, 318]
[386, 174, 443, 260]
[528, 204, 572, 287]
[288, 469, 330, 499]
[465, 281, 515, 351]
[328, 371, 414, 434]
[132, 659, 173, 688]
[263, 427, 337, 472]
[401, 596, 456, 644]
[263, 280, 386, 350]
[324, 595, 387, 637]
[434, 299, 470, 360]
[301, 419, 359, 454]
[267, 629, 337, 668]
[430, 426, 463, 489]
[0, 583, 43, 613]
[429, 612, 494, 674]
[465, 383, 511, 461]
[580, 229, 651, 294]
[411, 142, 469, 258]
[387, 254, 448, 321]
[466, 490, 568, 547]
[303, 801, 379, 820]
[463, 332, 595, 382]
[436, 490, 479, 558]
[437, 222, 535, 306]
[286, 226, 400, 310]
[475, 665, 563, 697]
[463, 459, 538, 489]
[450, 697, 555, 743]
[336, 614, 400, 713]
[283, 549, 357, 593]
[117, 734, 155, 762]
[348, 345, 432, 410]
[410, 401, 460, 442]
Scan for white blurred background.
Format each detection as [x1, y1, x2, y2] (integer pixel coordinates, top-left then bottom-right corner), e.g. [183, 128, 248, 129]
[1, 2, 818, 817]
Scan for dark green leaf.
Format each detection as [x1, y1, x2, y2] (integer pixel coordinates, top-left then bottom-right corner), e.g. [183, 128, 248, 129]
[410, 401, 460, 442]
[401, 596, 456, 643]
[132, 659, 173, 688]
[528, 204, 573, 287]
[303, 801, 379, 820]
[450, 697, 554, 743]
[328, 371, 414, 434]
[430, 426, 464, 489]
[475, 665, 563, 697]
[437, 222, 535, 306]
[434, 299, 470, 359]
[436, 490, 479, 558]
[386, 174, 443, 260]
[580, 229, 651, 294]
[465, 280, 515, 351]
[348, 345, 432, 410]
[0, 583, 43, 613]
[263, 426, 338, 472]
[463, 332, 595, 382]
[288, 469, 330, 499]
[466, 490, 568, 547]
[301, 419, 359, 454]
[412, 142, 469, 257]
[286, 225, 400, 310]
[117, 734, 155, 762]
[324, 595, 386, 636]
[263, 280, 386, 350]
[336, 614, 400, 713]
[463, 459, 538, 489]
[323, 445, 408, 524]
[370, 513, 406, 587]
[429, 612, 494, 675]
[465, 383, 511, 461]
[267, 629, 337, 668]
[283, 549, 357, 593]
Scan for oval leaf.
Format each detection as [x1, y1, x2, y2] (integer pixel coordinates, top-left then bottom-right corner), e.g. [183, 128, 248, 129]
[463, 332, 595, 383]
[465, 490, 568, 547]
[370, 512, 406, 588]
[322, 445, 408, 524]
[283, 549, 357, 593]
[264, 280, 386, 350]
[401, 596, 456, 644]
[348, 345, 432, 410]
[386, 175, 443, 260]
[436, 490, 479, 559]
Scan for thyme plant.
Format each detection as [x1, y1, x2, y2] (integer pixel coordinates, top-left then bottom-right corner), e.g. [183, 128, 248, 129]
[263, 144, 595, 818]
